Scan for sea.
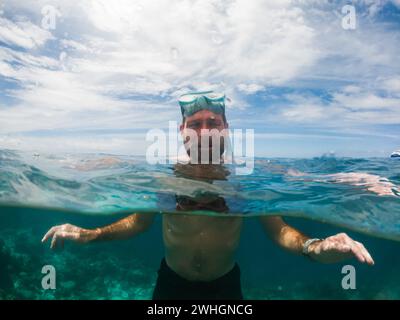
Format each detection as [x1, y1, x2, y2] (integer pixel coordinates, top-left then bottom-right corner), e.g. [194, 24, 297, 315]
[0, 149, 399, 299]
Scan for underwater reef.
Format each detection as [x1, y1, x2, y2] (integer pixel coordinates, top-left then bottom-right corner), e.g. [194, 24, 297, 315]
[1, 224, 399, 300]
[0, 227, 156, 300]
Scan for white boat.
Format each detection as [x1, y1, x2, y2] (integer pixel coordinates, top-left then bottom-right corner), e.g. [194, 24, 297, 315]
[391, 150, 400, 158]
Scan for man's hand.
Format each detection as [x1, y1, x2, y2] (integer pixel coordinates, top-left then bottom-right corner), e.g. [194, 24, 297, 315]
[308, 233, 374, 265]
[41, 224, 99, 249]
[326, 172, 398, 196]
[42, 214, 155, 249]
[287, 170, 399, 197]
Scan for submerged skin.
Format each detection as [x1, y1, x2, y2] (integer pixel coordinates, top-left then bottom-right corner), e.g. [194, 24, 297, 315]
[42, 109, 375, 283]
[163, 214, 243, 281]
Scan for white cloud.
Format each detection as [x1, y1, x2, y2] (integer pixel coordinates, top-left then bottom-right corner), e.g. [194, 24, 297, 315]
[343, 85, 362, 94]
[237, 83, 265, 94]
[273, 89, 400, 126]
[0, 133, 149, 154]
[381, 77, 400, 95]
[0, 0, 319, 136]
[0, 0, 399, 154]
[333, 92, 399, 110]
[0, 16, 53, 49]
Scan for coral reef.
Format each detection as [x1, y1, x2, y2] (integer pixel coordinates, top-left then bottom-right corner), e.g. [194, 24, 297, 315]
[1, 225, 399, 300]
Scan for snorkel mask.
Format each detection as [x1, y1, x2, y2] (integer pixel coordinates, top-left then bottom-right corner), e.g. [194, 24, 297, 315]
[178, 91, 226, 118]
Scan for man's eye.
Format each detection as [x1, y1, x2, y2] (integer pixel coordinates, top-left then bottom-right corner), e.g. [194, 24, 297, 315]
[188, 122, 200, 128]
[208, 120, 220, 127]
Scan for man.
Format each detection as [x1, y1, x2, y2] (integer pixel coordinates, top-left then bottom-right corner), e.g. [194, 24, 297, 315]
[42, 91, 375, 300]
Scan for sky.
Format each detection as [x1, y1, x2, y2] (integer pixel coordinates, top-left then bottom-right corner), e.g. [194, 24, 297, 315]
[0, 0, 399, 158]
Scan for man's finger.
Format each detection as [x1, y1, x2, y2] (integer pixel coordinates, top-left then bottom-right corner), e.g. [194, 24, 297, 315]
[349, 243, 366, 263]
[364, 250, 375, 265]
[50, 232, 59, 250]
[361, 243, 374, 265]
[355, 241, 374, 265]
[42, 226, 58, 243]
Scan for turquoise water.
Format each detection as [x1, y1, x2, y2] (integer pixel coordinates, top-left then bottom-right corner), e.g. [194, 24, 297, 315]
[0, 149, 400, 299]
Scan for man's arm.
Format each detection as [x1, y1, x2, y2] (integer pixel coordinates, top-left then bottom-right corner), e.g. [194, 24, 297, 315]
[259, 216, 307, 255]
[42, 213, 156, 249]
[259, 216, 374, 265]
[287, 169, 399, 197]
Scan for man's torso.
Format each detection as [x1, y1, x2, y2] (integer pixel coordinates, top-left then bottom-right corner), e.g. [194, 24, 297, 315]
[162, 214, 243, 281]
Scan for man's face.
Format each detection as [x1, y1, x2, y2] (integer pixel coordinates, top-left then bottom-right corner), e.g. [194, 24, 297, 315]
[180, 109, 228, 162]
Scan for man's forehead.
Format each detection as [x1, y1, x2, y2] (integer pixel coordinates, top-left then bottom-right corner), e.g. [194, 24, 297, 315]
[185, 110, 222, 122]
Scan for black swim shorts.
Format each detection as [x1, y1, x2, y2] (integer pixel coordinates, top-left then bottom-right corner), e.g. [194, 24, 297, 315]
[152, 257, 244, 300]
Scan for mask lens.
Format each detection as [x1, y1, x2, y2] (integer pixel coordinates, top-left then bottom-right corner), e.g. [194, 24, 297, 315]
[205, 92, 225, 101]
[179, 94, 196, 104]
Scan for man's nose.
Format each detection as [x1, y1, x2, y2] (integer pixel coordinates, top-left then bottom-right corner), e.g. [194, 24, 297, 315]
[200, 121, 210, 130]
[199, 129, 214, 140]
[196, 123, 209, 135]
